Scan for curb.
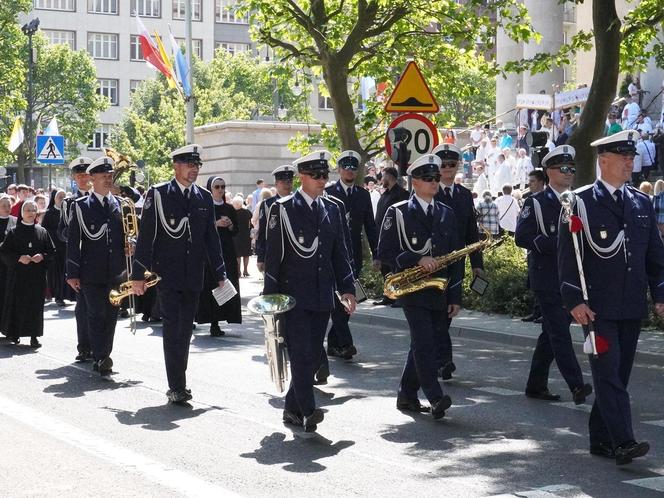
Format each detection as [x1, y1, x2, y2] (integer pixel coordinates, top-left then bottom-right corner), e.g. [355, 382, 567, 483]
[352, 311, 664, 366]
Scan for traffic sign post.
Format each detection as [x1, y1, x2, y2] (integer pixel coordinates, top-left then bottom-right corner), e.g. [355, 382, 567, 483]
[36, 135, 65, 165]
[384, 113, 440, 169]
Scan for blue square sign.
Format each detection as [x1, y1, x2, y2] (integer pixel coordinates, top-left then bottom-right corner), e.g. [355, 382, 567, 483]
[36, 135, 65, 165]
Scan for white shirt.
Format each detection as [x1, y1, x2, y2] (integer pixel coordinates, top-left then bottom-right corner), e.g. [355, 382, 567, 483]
[470, 129, 483, 146]
[599, 179, 625, 200]
[298, 188, 320, 210]
[174, 179, 191, 195]
[495, 194, 519, 232]
[439, 182, 454, 198]
[413, 194, 434, 214]
[370, 189, 380, 215]
[642, 140, 656, 166]
[341, 181, 354, 196]
[622, 102, 640, 128]
[493, 162, 514, 196]
[93, 191, 112, 206]
[473, 173, 489, 196]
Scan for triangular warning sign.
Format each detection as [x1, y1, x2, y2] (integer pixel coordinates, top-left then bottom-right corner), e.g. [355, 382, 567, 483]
[37, 137, 63, 161]
[384, 61, 439, 113]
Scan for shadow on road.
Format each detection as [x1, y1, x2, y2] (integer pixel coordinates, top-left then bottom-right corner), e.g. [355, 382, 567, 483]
[240, 431, 355, 473]
[104, 403, 221, 431]
[35, 365, 142, 399]
[0, 342, 40, 357]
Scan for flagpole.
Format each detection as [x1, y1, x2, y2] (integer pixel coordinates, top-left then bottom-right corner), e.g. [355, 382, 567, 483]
[184, 0, 195, 144]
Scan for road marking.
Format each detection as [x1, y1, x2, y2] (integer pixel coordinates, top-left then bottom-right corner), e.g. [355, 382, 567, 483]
[0, 394, 239, 498]
[486, 483, 586, 497]
[623, 476, 664, 492]
[555, 402, 592, 413]
[474, 386, 523, 396]
[643, 420, 664, 428]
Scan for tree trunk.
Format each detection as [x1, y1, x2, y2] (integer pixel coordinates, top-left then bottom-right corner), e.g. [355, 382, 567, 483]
[568, 0, 622, 187]
[16, 147, 26, 184]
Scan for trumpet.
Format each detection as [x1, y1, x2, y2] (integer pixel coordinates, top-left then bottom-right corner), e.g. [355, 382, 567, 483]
[383, 227, 502, 299]
[109, 271, 161, 307]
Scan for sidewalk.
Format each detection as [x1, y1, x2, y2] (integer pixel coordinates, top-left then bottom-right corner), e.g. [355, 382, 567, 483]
[237, 257, 664, 365]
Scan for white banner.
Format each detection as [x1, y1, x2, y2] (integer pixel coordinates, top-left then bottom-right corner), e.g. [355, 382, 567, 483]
[554, 87, 590, 109]
[516, 93, 553, 110]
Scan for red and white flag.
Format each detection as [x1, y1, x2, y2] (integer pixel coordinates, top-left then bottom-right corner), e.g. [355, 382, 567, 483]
[135, 14, 172, 80]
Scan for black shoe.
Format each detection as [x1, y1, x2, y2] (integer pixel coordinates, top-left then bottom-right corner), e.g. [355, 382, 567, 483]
[167, 389, 193, 404]
[55, 299, 67, 307]
[282, 409, 303, 427]
[9, 336, 20, 345]
[327, 346, 344, 358]
[533, 316, 543, 324]
[141, 314, 151, 322]
[75, 351, 91, 362]
[373, 298, 394, 306]
[615, 441, 649, 465]
[119, 309, 129, 319]
[314, 364, 329, 385]
[303, 408, 324, 432]
[97, 357, 113, 377]
[30, 337, 41, 349]
[243, 271, 250, 277]
[521, 313, 539, 322]
[340, 345, 357, 360]
[439, 362, 456, 380]
[572, 383, 593, 405]
[590, 442, 616, 459]
[390, 302, 402, 308]
[431, 395, 452, 420]
[396, 397, 430, 413]
[525, 388, 561, 401]
[210, 323, 225, 337]
[192, 324, 197, 330]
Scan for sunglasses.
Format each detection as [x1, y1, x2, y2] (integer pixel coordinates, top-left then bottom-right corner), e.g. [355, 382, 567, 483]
[304, 171, 329, 180]
[549, 166, 576, 174]
[213, 184, 226, 189]
[417, 174, 441, 183]
[340, 165, 358, 171]
[183, 162, 202, 169]
[440, 162, 458, 169]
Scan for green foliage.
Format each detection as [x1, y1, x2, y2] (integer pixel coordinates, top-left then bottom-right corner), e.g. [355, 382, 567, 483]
[109, 50, 311, 184]
[359, 261, 384, 298]
[462, 237, 533, 317]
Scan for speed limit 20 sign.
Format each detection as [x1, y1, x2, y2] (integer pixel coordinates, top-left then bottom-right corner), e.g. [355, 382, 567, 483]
[384, 113, 440, 166]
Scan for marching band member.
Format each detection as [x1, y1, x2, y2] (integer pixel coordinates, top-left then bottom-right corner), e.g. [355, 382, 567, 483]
[65, 157, 124, 377]
[58, 157, 93, 362]
[558, 131, 664, 464]
[433, 143, 483, 379]
[377, 154, 463, 419]
[515, 145, 592, 403]
[264, 150, 356, 432]
[324, 150, 379, 360]
[131, 144, 226, 404]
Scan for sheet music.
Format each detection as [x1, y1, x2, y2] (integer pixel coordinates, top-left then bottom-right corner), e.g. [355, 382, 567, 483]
[212, 281, 237, 307]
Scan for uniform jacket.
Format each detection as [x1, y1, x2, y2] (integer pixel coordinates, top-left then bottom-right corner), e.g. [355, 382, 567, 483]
[255, 194, 280, 264]
[65, 193, 125, 285]
[558, 181, 664, 319]
[57, 190, 88, 243]
[377, 197, 463, 309]
[375, 183, 410, 228]
[435, 183, 483, 269]
[325, 180, 378, 276]
[515, 186, 563, 293]
[263, 191, 355, 312]
[132, 179, 226, 291]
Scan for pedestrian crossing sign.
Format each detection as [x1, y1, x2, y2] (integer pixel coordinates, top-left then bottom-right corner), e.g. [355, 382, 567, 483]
[384, 61, 439, 113]
[36, 135, 65, 165]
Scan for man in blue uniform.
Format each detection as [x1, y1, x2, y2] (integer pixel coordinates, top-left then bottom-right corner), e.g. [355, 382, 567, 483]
[264, 150, 356, 432]
[131, 144, 227, 404]
[255, 164, 295, 273]
[66, 157, 124, 376]
[324, 150, 379, 360]
[558, 130, 664, 465]
[59, 156, 93, 362]
[378, 154, 463, 419]
[515, 145, 592, 404]
[432, 143, 484, 380]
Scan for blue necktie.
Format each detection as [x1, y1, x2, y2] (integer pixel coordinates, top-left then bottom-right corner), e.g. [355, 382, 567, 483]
[615, 189, 624, 211]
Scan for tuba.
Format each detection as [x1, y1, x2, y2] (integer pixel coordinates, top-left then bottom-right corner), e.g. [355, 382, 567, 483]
[247, 294, 296, 393]
[108, 196, 161, 332]
[383, 227, 503, 299]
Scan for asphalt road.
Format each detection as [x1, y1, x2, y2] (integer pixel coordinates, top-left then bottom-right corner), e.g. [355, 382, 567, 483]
[1, 289, 664, 497]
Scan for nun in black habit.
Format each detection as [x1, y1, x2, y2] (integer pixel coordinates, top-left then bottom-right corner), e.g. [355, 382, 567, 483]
[41, 189, 73, 306]
[196, 176, 242, 336]
[0, 195, 17, 327]
[0, 200, 54, 347]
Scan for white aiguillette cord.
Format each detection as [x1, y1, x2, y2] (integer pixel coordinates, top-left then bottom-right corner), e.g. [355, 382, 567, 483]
[153, 188, 191, 240]
[279, 203, 318, 259]
[394, 207, 432, 255]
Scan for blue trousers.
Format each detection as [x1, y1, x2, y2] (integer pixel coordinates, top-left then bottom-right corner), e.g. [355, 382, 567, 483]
[284, 307, 328, 416]
[526, 291, 584, 393]
[80, 283, 118, 362]
[399, 305, 445, 403]
[587, 318, 640, 447]
[74, 293, 90, 354]
[327, 301, 354, 349]
[158, 287, 200, 391]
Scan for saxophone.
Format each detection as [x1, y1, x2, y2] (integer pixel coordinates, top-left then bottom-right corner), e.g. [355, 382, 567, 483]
[383, 227, 502, 299]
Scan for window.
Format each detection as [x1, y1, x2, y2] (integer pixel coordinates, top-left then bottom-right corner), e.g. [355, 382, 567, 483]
[318, 94, 333, 110]
[173, 0, 201, 20]
[131, 0, 160, 17]
[215, 42, 250, 56]
[97, 79, 119, 105]
[87, 32, 118, 59]
[34, 0, 75, 11]
[42, 30, 76, 50]
[215, 0, 248, 23]
[175, 38, 202, 59]
[89, 124, 112, 150]
[88, 0, 117, 14]
[130, 80, 143, 94]
[130, 35, 144, 61]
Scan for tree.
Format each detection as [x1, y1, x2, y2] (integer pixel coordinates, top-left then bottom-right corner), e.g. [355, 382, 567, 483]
[109, 50, 309, 184]
[244, 0, 540, 168]
[2, 34, 107, 183]
[0, 0, 32, 166]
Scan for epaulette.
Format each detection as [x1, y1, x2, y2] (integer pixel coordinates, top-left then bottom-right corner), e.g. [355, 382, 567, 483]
[277, 194, 294, 204]
[574, 184, 593, 194]
[324, 193, 344, 206]
[626, 184, 649, 199]
[153, 181, 169, 189]
[392, 199, 409, 208]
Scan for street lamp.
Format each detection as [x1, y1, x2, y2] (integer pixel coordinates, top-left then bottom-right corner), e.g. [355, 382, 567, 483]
[277, 103, 288, 119]
[291, 74, 303, 97]
[20, 17, 40, 185]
